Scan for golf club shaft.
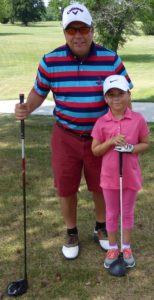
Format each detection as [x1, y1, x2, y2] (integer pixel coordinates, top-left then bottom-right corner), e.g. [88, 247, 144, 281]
[19, 94, 27, 281]
[119, 152, 123, 253]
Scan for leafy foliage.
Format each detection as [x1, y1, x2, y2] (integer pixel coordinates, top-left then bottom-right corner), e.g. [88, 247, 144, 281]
[141, 0, 154, 35]
[84, 0, 148, 52]
[14, 0, 46, 26]
[46, 0, 70, 21]
[0, 0, 12, 23]
[0, 0, 46, 25]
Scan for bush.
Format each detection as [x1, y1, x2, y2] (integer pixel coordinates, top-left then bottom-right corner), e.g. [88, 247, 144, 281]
[142, 21, 154, 35]
[1, 17, 9, 24]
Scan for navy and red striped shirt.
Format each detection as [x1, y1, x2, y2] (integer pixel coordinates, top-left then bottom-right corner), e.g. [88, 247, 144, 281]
[34, 42, 133, 133]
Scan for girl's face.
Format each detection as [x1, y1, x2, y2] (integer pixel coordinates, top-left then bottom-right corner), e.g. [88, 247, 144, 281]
[105, 88, 131, 114]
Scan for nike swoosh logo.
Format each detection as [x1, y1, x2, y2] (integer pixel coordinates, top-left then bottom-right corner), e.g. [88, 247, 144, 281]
[110, 80, 118, 83]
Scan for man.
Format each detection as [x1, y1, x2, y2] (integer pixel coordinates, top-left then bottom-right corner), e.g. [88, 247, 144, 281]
[15, 2, 133, 260]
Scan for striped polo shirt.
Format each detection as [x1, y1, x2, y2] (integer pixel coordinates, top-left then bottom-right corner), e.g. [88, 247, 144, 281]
[34, 42, 133, 133]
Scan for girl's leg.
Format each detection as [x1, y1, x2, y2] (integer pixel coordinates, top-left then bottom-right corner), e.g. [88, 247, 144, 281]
[122, 189, 137, 268]
[107, 231, 117, 245]
[122, 189, 138, 245]
[103, 189, 120, 246]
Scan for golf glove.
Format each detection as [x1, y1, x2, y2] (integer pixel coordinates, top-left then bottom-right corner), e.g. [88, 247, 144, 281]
[114, 144, 134, 153]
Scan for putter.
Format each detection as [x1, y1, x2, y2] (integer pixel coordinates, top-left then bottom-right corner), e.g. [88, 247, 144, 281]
[109, 152, 127, 276]
[7, 94, 28, 296]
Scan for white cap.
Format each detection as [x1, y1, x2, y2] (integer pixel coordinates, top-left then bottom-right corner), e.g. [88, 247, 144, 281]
[62, 2, 93, 29]
[103, 75, 130, 95]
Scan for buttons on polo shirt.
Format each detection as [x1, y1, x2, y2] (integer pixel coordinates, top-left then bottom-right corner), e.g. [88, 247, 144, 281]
[117, 126, 121, 134]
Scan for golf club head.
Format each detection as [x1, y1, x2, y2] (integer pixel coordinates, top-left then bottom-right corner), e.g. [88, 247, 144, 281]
[109, 256, 127, 277]
[7, 278, 28, 297]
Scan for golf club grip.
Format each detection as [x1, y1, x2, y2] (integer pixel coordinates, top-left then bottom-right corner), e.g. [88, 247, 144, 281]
[119, 152, 123, 177]
[19, 94, 25, 139]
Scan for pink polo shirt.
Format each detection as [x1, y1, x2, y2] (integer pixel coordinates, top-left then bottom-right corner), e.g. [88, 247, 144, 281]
[91, 108, 149, 191]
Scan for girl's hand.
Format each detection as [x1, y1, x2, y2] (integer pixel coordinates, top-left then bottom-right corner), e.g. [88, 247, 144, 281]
[110, 134, 126, 146]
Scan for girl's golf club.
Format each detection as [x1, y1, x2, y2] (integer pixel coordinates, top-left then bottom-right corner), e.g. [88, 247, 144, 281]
[109, 152, 127, 276]
[7, 94, 28, 296]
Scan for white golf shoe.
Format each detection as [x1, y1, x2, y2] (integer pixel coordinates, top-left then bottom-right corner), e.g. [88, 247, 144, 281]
[93, 228, 110, 251]
[62, 234, 79, 260]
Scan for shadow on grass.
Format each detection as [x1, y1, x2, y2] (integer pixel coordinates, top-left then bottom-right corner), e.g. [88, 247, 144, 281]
[0, 33, 32, 36]
[133, 96, 154, 102]
[121, 54, 154, 63]
[28, 24, 60, 28]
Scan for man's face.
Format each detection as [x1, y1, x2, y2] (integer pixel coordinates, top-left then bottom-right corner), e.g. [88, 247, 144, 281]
[64, 21, 94, 58]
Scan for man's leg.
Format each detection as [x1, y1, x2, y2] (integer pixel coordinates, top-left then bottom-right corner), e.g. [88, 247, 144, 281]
[60, 193, 80, 260]
[83, 141, 109, 251]
[93, 191, 109, 251]
[93, 191, 106, 222]
[51, 125, 83, 259]
[59, 193, 77, 229]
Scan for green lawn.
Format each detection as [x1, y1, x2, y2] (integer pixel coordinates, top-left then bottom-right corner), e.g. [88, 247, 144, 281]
[0, 115, 154, 299]
[119, 35, 154, 102]
[0, 21, 154, 101]
[0, 22, 65, 100]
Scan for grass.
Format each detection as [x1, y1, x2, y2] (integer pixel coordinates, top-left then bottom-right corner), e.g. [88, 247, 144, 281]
[119, 35, 154, 102]
[0, 21, 154, 101]
[0, 22, 65, 100]
[0, 114, 154, 299]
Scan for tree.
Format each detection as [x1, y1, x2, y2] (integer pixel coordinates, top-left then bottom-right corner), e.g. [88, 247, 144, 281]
[46, 0, 69, 21]
[0, 0, 5, 22]
[11, 0, 46, 26]
[0, 0, 12, 23]
[141, 0, 154, 35]
[84, 0, 148, 52]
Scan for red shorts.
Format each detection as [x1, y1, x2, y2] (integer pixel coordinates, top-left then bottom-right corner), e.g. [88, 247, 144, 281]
[51, 123, 102, 197]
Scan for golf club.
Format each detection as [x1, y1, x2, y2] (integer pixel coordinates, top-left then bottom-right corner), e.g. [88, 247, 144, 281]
[109, 152, 128, 276]
[7, 93, 28, 296]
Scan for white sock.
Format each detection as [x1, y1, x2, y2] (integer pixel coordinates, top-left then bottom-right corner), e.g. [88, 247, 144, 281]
[122, 243, 130, 250]
[109, 243, 118, 250]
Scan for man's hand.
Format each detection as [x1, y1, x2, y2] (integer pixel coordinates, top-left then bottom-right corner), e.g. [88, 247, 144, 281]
[15, 103, 30, 120]
[15, 88, 46, 120]
[114, 144, 134, 153]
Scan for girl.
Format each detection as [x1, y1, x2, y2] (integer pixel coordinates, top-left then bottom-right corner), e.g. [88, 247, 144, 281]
[91, 75, 150, 268]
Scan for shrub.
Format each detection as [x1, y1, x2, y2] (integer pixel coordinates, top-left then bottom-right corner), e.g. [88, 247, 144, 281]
[142, 21, 154, 35]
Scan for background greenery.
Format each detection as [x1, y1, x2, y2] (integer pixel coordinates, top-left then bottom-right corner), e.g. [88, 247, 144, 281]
[0, 21, 154, 101]
[0, 115, 154, 299]
[1, 0, 154, 51]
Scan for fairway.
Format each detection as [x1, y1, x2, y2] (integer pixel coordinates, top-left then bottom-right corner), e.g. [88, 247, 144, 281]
[0, 21, 154, 101]
[0, 115, 153, 299]
[119, 35, 154, 102]
[0, 22, 65, 100]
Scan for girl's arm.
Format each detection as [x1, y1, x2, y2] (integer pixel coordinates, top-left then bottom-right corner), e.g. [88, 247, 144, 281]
[92, 134, 126, 157]
[133, 135, 150, 154]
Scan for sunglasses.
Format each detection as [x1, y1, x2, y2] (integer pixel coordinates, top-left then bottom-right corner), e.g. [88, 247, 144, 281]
[65, 26, 92, 35]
